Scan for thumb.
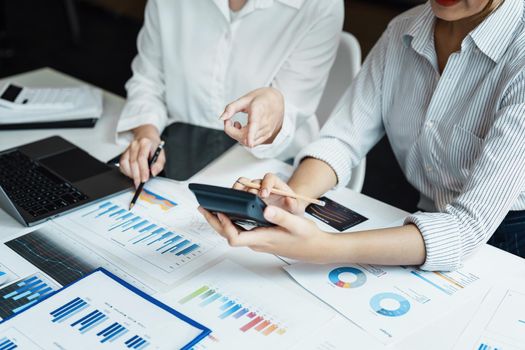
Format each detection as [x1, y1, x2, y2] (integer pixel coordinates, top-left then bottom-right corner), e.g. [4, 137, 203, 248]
[263, 206, 306, 232]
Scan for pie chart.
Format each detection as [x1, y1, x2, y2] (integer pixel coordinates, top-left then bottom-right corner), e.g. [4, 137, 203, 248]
[370, 292, 411, 317]
[328, 267, 367, 289]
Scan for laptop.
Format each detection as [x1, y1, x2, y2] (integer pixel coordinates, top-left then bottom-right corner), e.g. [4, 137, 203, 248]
[0, 136, 132, 226]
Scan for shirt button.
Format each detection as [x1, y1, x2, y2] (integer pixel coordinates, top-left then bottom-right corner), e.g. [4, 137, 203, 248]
[426, 121, 434, 128]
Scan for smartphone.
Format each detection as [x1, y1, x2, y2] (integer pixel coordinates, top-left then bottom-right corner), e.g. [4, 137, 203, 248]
[188, 183, 273, 227]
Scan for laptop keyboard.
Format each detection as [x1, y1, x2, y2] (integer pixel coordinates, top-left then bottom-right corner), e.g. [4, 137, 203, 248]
[0, 150, 89, 218]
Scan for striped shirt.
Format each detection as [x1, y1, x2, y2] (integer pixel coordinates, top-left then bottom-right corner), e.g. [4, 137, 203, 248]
[296, 0, 525, 271]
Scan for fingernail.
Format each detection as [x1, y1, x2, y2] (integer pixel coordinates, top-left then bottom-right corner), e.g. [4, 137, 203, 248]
[265, 207, 275, 219]
[197, 206, 204, 214]
[217, 214, 224, 223]
[261, 189, 269, 197]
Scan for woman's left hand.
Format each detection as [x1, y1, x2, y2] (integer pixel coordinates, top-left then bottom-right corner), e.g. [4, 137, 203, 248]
[220, 87, 284, 148]
[198, 205, 334, 263]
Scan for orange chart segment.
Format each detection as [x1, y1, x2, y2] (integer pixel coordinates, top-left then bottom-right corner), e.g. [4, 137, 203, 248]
[139, 189, 177, 211]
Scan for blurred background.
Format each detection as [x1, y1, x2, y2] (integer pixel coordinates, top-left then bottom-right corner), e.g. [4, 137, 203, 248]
[0, 0, 426, 213]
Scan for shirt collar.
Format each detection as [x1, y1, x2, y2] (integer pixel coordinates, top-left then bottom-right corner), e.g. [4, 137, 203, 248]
[402, 3, 436, 58]
[403, 0, 524, 64]
[470, 0, 523, 63]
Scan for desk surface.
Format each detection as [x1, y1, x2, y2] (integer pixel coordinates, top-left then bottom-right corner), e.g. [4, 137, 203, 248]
[0, 68, 524, 350]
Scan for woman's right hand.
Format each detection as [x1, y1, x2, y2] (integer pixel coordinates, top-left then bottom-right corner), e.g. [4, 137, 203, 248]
[233, 173, 307, 215]
[119, 124, 166, 188]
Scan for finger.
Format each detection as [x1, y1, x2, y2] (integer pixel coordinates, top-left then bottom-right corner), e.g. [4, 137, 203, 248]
[234, 121, 242, 129]
[119, 151, 132, 177]
[220, 95, 253, 121]
[263, 205, 308, 232]
[260, 173, 278, 198]
[130, 160, 141, 188]
[233, 177, 250, 190]
[246, 106, 261, 147]
[151, 149, 166, 176]
[224, 120, 247, 144]
[137, 142, 152, 182]
[198, 207, 224, 234]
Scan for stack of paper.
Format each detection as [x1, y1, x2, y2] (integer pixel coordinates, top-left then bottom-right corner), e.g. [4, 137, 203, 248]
[0, 84, 103, 125]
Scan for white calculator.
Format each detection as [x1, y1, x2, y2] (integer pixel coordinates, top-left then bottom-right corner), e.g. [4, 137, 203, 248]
[0, 83, 77, 110]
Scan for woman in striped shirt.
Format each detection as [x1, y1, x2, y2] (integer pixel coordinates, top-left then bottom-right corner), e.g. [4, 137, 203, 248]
[199, 0, 525, 271]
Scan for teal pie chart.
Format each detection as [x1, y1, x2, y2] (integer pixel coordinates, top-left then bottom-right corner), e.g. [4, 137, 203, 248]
[370, 292, 411, 317]
[328, 267, 367, 288]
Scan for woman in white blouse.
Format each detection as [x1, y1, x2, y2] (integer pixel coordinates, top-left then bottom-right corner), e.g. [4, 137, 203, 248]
[200, 0, 525, 271]
[117, 0, 343, 187]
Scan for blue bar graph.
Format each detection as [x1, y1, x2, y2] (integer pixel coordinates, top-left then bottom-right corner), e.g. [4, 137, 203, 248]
[233, 308, 249, 319]
[97, 322, 129, 343]
[0, 337, 17, 350]
[51, 297, 89, 323]
[125, 335, 150, 349]
[176, 244, 200, 256]
[70, 309, 109, 334]
[220, 300, 235, 311]
[0, 274, 57, 319]
[219, 304, 242, 319]
[80, 202, 205, 261]
[200, 293, 221, 307]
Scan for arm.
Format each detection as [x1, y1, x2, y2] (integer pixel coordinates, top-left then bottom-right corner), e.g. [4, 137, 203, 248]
[116, 0, 168, 186]
[222, 1, 344, 158]
[117, 0, 168, 143]
[405, 73, 525, 271]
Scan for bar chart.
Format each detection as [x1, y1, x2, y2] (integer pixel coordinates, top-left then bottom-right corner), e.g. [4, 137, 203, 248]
[0, 273, 59, 321]
[179, 285, 287, 336]
[0, 328, 40, 350]
[47, 296, 154, 348]
[67, 198, 216, 274]
[0, 336, 17, 350]
[162, 260, 333, 350]
[139, 189, 177, 211]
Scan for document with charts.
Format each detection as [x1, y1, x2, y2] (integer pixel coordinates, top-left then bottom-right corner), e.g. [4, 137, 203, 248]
[0, 269, 210, 350]
[51, 178, 228, 290]
[284, 246, 499, 344]
[453, 281, 525, 350]
[157, 259, 334, 350]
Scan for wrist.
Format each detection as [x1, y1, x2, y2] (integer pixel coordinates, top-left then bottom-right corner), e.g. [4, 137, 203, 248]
[133, 124, 161, 141]
[319, 233, 355, 264]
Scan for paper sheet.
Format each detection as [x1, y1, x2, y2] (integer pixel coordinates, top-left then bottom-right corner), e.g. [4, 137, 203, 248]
[0, 269, 210, 350]
[453, 280, 525, 350]
[157, 259, 334, 350]
[51, 178, 228, 291]
[284, 246, 501, 344]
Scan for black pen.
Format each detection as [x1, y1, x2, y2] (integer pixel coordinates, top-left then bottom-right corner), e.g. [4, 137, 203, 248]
[129, 141, 165, 210]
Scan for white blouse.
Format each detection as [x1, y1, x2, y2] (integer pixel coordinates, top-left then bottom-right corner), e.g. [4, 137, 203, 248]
[117, 0, 344, 160]
[297, 0, 525, 271]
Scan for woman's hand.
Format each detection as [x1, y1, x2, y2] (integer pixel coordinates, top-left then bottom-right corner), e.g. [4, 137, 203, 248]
[198, 205, 335, 263]
[220, 87, 284, 148]
[119, 124, 166, 188]
[234, 173, 308, 215]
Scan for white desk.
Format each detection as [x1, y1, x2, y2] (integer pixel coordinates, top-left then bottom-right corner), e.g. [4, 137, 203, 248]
[0, 69, 524, 350]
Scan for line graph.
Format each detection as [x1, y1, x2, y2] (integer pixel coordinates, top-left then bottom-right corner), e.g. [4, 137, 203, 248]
[5, 230, 93, 286]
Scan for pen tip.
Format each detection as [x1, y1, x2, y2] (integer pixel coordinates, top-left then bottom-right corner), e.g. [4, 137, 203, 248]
[318, 200, 326, 207]
[129, 203, 134, 210]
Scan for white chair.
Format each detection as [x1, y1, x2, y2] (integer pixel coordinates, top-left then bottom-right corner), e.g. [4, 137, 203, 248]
[316, 31, 366, 193]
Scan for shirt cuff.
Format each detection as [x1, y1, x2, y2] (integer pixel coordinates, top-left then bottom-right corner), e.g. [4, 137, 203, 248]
[116, 103, 168, 145]
[248, 102, 295, 159]
[294, 137, 354, 189]
[404, 212, 463, 271]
